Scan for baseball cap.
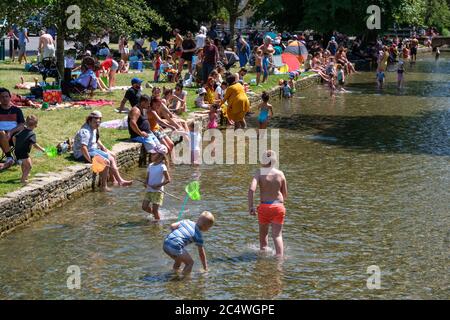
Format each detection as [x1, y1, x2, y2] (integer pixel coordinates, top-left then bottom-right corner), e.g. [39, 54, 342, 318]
[131, 78, 143, 85]
[89, 110, 102, 118]
[198, 87, 207, 95]
[150, 145, 168, 155]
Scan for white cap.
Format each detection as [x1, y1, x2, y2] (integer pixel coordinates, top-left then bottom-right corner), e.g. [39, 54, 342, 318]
[89, 110, 102, 118]
[198, 87, 207, 95]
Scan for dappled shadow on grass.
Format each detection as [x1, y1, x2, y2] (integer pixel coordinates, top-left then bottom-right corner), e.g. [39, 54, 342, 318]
[271, 109, 450, 156]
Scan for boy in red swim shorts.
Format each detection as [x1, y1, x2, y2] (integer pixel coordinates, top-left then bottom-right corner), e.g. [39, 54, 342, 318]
[248, 150, 288, 258]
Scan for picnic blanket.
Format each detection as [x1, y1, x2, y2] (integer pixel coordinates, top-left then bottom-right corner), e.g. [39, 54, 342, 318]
[100, 117, 128, 129]
[72, 99, 114, 107]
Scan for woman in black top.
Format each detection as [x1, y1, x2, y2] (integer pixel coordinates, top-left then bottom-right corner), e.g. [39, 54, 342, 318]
[179, 31, 197, 75]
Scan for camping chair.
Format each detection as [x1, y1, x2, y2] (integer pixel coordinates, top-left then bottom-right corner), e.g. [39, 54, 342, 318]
[0, 140, 16, 165]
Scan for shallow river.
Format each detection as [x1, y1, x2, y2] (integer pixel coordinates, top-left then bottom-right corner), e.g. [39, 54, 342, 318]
[0, 53, 449, 299]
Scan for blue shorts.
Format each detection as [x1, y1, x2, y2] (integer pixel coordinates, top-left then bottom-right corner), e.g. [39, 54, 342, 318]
[89, 149, 109, 160]
[163, 240, 186, 257]
[131, 134, 160, 153]
[256, 66, 262, 73]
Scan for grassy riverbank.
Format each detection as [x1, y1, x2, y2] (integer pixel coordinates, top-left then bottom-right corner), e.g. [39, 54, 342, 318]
[0, 53, 314, 196]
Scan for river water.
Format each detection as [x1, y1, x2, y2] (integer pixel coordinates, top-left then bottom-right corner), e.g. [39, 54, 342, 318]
[0, 53, 449, 300]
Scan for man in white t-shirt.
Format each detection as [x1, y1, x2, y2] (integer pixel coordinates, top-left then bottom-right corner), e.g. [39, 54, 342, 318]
[195, 29, 206, 50]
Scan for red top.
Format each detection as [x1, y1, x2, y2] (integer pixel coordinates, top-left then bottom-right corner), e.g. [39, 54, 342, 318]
[101, 58, 113, 70]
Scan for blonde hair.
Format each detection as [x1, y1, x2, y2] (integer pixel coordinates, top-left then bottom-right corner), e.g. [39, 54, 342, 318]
[198, 211, 215, 229]
[26, 115, 38, 127]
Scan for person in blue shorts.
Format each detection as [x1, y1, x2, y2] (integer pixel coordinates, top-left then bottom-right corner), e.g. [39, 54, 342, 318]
[163, 211, 215, 275]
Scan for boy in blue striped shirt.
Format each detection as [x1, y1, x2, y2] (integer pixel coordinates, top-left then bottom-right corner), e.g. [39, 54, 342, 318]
[163, 211, 215, 275]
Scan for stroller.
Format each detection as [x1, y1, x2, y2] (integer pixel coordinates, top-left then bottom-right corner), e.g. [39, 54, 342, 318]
[38, 57, 62, 82]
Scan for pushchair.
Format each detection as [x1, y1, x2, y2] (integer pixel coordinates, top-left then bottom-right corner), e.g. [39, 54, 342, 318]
[38, 57, 62, 82]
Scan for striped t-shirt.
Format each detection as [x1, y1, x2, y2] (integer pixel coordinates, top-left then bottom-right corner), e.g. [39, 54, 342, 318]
[0, 106, 25, 132]
[165, 220, 204, 250]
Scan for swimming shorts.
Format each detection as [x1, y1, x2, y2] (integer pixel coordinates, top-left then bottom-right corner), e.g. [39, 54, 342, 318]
[144, 191, 164, 206]
[163, 240, 186, 257]
[255, 66, 262, 73]
[257, 203, 285, 225]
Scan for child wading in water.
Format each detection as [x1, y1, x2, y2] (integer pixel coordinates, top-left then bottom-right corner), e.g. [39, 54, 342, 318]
[257, 91, 273, 132]
[336, 64, 346, 91]
[397, 61, 405, 89]
[248, 150, 288, 258]
[13, 115, 46, 184]
[142, 145, 170, 222]
[163, 211, 215, 275]
[376, 70, 385, 89]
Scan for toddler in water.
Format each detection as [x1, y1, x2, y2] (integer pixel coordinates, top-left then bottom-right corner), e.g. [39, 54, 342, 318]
[189, 121, 202, 165]
[257, 91, 273, 131]
[280, 80, 292, 99]
[142, 145, 170, 222]
[208, 104, 219, 129]
[397, 61, 405, 89]
[336, 64, 346, 91]
[163, 211, 215, 275]
[376, 70, 385, 89]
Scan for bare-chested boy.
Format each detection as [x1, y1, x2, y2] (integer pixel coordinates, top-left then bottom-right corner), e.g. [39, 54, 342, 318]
[248, 150, 288, 258]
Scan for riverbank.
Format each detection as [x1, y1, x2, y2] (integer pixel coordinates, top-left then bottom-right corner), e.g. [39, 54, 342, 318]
[0, 73, 321, 238]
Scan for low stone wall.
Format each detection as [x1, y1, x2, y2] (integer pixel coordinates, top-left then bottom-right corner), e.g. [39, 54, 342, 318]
[0, 142, 141, 238]
[0, 73, 321, 238]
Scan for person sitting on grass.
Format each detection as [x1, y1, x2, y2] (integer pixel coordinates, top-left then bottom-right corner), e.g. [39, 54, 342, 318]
[73, 111, 132, 192]
[118, 78, 143, 113]
[61, 58, 97, 97]
[0, 88, 25, 171]
[170, 82, 188, 114]
[12, 115, 46, 184]
[195, 88, 211, 109]
[163, 211, 215, 275]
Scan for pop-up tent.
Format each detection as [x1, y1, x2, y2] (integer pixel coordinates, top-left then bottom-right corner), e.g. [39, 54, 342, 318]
[280, 40, 308, 72]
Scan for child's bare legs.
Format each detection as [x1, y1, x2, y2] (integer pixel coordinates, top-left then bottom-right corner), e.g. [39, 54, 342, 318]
[175, 252, 194, 275]
[20, 158, 32, 184]
[259, 223, 270, 252]
[152, 203, 160, 221]
[99, 168, 111, 192]
[272, 223, 284, 258]
[109, 70, 116, 88]
[142, 200, 153, 214]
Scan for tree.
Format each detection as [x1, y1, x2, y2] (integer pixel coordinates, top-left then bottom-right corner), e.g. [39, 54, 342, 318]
[1, 0, 168, 76]
[219, 0, 261, 46]
[147, 0, 221, 37]
[424, 0, 450, 32]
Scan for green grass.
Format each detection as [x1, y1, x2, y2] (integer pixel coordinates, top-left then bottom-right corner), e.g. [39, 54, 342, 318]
[0, 52, 314, 196]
